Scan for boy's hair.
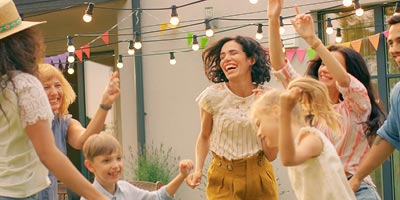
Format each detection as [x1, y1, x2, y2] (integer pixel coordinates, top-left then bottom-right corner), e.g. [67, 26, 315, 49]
[37, 63, 76, 115]
[252, 77, 340, 134]
[83, 134, 122, 161]
[388, 14, 400, 27]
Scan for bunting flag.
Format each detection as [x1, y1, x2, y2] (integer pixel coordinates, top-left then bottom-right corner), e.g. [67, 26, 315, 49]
[285, 49, 296, 62]
[339, 42, 351, 48]
[306, 48, 316, 60]
[101, 31, 109, 45]
[350, 39, 362, 53]
[82, 44, 90, 58]
[200, 37, 208, 49]
[187, 33, 193, 47]
[75, 49, 83, 62]
[368, 33, 380, 50]
[58, 52, 68, 68]
[45, 57, 52, 64]
[296, 49, 306, 63]
[50, 56, 60, 68]
[160, 22, 168, 35]
[383, 30, 389, 38]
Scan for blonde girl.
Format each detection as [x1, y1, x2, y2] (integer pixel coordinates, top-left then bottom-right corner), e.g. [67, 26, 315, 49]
[251, 77, 356, 200]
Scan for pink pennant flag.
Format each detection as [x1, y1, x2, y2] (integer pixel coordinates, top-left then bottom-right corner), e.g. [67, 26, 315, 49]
[350, 39, 362, 53]
[296, 49, 306, 63]
[368, 33, 381, 50]
[81, 44, 90, 59]
[75, 49, 83, 62]
[383, 31, 389, 38]
[285, 49, 296, 62]
[101, 31, 109, 45]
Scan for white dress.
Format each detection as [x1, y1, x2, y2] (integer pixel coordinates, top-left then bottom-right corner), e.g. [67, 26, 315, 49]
[288, 127, 356, 200]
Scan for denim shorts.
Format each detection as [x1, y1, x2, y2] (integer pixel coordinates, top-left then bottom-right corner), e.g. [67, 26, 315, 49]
[355, 182, 381, 200]
[0, 195, 37, 200]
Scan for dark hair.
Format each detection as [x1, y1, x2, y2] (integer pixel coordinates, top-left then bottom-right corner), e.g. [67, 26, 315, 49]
[306, 45, 386, 141]
[0, 28, 44, 87]
[202, 35, 271, 84]
[388, 14, 400, 27]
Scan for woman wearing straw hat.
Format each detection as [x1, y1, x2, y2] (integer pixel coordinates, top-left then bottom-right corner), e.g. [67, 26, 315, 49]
[0, 0, 107, 199]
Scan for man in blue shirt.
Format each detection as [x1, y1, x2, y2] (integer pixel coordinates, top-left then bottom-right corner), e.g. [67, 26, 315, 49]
[349, 14, 400, 192]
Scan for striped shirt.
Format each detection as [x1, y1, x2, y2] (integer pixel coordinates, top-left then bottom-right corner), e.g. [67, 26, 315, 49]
[196, 82, 268, 160]
[273, 62, 373, 185]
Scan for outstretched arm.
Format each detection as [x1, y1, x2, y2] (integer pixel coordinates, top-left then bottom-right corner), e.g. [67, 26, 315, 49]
[186, 109, 212, 189]
[268, 0, 287, 71]
[67, 71, 120, 149]
[291, 5, 349, 87]
[349, 136, 394, 191]
[165, 159, 194, 196]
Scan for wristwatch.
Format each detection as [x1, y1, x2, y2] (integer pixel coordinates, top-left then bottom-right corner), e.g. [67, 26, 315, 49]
[99, 104, 112, 111]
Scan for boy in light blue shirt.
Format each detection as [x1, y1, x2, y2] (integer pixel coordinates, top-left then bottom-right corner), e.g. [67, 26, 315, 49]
[81, 134, 194, 200]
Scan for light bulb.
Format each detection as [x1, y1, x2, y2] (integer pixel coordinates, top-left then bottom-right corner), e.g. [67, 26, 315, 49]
[326, 27, 334, 35]
[192, 44, 199, 51]
[206, 29, 214, 37]
[255, 33, 263, 40]
[68, 55, 75, 63]
[117, 62, 123, 68]
[134, 42, 142, 49]
[67, 45, 75, 53]
[170, 59, 176, 65]
[356, 8, 364, 16]
[343, 0, 352, 7]
[336, 37, 342, 43]
[83, 14, 92, 23]
[128, 49, 135, 55]
[170, 17, 180, 26]
[282, 47, 286, 53]
[67, 67, 74, 74]
[249, 0, 258, 4]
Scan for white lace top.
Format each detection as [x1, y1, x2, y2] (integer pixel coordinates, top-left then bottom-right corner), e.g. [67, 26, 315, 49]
[288, 127, 356, 200]
[0, 72, 53, 198]
[196, 82, 268, 160]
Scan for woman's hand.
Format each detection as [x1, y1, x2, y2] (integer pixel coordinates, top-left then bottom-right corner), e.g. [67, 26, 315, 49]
[267, 0, 284, 19]
[290, 5, 319, 46]
[101, 71, 120, 106]
[185, 171, 202, 189]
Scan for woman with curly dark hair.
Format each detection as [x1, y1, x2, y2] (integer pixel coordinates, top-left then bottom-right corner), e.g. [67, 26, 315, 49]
[186, 36, 278, 200]
[0, 0, 107, 199]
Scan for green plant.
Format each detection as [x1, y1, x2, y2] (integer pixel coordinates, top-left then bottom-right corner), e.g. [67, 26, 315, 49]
[126, 141, 181, 184]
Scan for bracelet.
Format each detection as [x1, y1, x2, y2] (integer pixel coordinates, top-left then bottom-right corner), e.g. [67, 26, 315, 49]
[310, 39, 322, 49]
[99, 104, 112, 111]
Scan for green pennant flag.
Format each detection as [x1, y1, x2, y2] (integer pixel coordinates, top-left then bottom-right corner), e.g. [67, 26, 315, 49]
[306, 48, 316, 60]
[187, 33, 193, 47]
[200, 37, 208, 49]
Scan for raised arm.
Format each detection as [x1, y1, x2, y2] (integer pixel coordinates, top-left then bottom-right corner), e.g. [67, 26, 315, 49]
[186, 108, 212, 189]
[291, 5, 350, 87]
[268, 0, 286, 71]
[67, 71, 120, 149]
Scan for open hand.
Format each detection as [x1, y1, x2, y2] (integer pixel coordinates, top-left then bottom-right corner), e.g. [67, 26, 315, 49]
[290, 5, 319, 45]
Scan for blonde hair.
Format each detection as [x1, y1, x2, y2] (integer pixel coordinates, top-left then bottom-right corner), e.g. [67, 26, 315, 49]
[251, 77, 340, 134]
[37, 63, 76, 115]
[83, 134, 122, 161]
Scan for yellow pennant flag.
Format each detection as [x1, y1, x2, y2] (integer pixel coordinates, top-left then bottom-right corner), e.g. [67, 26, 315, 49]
[368, 33, 381, 50]
[160, 22, 168, 35]
[350, 39, 362, 53]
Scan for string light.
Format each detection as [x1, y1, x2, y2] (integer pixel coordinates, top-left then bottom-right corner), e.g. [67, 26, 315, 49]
[169, 52, 176, 65]
[255, 23, 263, 40]
[394, 2, 400, 15]
[342, 0, 352, 7]
[336, 28, 342, 43]
[128, 40, 135, 55]
[67, 63, 74, 74]
[192, 35, 199, 51]
[205, 19, 214, 37]
[134, 32, 142, 49]
[67, 52, 75, 63]
[170, 5, 180, 26]
[117, 55, 123, 68]
[249, 0, 258, 4]
[279, 16, 285, 35]
[67, 35, 75, 53]
[326, 18, 333, 35]
[354, 0, 364, 16]
[83, 2, 94, 23]
[282, 39, 286, 53]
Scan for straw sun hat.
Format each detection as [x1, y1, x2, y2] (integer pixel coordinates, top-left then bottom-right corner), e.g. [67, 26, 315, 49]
[0, 0, 46, 40]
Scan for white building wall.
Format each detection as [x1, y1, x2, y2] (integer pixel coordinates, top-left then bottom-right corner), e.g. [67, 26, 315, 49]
[117, 0, 388, 199]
